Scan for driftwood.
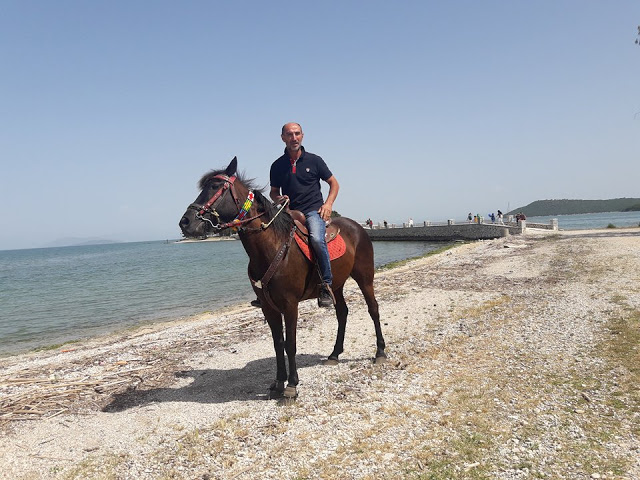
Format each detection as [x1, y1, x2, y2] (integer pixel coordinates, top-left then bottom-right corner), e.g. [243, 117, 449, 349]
[0, 357, 180, 426]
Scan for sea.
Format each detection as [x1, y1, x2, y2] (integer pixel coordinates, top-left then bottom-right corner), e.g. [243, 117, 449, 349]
[526, 211, 640, 230]
[1, 211, 638, 358]
[0, 238, 447, 357]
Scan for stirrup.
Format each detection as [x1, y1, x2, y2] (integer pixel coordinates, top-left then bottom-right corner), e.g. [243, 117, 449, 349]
[318, 283, 336, 307]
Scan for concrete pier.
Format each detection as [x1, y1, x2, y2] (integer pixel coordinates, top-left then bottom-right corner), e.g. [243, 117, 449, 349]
[364, 221, 530, 242]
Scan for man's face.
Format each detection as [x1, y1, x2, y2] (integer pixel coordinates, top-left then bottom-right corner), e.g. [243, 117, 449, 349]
[281, 124, 303, 152]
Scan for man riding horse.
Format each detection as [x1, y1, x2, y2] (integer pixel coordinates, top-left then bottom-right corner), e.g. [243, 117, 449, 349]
[255, 122, 339, 308]
[179, 151, 386, 398]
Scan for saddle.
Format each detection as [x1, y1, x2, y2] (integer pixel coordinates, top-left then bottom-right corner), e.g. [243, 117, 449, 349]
[289, 210, 346, 262]
[289, 210, 339, 242]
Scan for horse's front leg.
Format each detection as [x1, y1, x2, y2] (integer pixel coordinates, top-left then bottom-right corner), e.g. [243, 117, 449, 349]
[264, 308, 286, 397]
[282, 304, 299, 398]
[327, 286, 348, 365]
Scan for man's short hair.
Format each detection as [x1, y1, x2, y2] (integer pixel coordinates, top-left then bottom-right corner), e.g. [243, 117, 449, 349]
[282, 122, 302, 134]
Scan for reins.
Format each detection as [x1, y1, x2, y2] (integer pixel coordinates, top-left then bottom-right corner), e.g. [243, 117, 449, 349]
[192, 174, 297, 311]
[247, 197, 290, 232]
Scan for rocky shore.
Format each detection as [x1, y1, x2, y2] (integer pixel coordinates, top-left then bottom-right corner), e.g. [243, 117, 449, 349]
[1, 228, 639, 479]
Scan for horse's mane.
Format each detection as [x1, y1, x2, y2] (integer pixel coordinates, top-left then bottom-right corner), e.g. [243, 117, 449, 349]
[251, 190, 294, 236]
[198, 169, 294, 236]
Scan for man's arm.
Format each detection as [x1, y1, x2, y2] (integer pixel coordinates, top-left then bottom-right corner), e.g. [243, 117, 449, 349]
[269, 186, 280, 203]
[270, 186, 286, 203]
[319, 175, 339, 221]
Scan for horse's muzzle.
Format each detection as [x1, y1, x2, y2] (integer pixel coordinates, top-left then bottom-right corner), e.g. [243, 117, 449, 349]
[179, 211, 207, 238]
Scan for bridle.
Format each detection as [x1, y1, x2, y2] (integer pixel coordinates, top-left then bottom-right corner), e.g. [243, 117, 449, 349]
[186, 174, 261, 232]
[188, 173, 293, 233]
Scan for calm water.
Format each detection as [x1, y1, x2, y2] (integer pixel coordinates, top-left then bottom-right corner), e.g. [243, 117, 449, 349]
[527, 211, 640, 230]
[0, 239, 447, 356]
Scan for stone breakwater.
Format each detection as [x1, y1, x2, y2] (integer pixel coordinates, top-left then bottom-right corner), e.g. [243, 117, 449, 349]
[365, 219, 559, 241]
[365, 221, 521, 241]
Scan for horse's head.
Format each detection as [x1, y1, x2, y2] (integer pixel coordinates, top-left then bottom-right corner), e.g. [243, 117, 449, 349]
[179, 157, 244, 238]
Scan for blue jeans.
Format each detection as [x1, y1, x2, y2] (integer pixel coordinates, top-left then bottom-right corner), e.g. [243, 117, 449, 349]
[305, 211, 332, 285]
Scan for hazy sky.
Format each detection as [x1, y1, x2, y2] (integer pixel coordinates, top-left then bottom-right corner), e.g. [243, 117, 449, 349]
[1, 1, 639, 250]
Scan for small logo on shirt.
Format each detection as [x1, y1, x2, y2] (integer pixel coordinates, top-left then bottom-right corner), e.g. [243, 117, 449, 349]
[306, 168, 310, 172]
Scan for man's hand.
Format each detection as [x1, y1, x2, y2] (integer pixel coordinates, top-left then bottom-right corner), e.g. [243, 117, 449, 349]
[270, 187, 288, 206]
[320, 176, 339, 221]
[318, 202, 333, 221]
[275, 195, 290, 211]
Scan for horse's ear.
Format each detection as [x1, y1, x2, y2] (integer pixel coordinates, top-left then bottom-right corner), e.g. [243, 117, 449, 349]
[226, 157, 238, 177]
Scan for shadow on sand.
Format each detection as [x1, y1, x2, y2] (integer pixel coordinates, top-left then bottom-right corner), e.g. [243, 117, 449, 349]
[102, 353, 326, 412]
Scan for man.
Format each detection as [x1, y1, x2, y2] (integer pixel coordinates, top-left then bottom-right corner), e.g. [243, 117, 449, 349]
[269, 122, 339, 308]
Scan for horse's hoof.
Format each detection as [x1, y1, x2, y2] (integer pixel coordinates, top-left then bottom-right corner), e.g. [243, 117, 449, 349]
[269, 390, 283, 400]
[268, 380, 285, 399]
[374, 356, 388, 365]
[323, 357, 339, 366]
[278, 386, 298, 404]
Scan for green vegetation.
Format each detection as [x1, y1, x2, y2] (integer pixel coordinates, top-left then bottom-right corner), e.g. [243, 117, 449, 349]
[507, 198, 640, 217]
[602, 304, 640, 434]
[33, 339, 80, 352]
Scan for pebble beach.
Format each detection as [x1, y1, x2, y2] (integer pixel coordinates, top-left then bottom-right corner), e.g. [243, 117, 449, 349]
[1, 227, 639, 479]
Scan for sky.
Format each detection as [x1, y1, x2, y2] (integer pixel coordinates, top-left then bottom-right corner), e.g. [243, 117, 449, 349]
[1, 1, 639, 250]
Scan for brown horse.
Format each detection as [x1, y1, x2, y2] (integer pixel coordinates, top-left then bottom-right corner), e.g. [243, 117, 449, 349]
[178, 157, 386, 399]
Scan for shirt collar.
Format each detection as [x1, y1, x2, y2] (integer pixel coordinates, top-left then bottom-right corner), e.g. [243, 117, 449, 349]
[284, 145, 305, 162]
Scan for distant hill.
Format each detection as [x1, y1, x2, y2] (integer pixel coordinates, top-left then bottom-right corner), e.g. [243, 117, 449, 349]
[43, 237, 120, 248]
[507, 198, 640, 216]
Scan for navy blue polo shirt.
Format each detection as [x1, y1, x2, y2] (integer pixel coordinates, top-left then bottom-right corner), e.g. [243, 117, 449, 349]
[270, 146, 333, 214]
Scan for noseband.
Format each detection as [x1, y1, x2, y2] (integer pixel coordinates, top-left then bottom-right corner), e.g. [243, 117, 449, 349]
[188, 174, 262, 232]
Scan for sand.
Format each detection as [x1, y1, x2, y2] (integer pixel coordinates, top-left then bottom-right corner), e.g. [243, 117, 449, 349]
[1, 227, 639, 479]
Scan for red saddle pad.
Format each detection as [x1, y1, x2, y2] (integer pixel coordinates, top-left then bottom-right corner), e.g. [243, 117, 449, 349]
[294, 233, 347, 262]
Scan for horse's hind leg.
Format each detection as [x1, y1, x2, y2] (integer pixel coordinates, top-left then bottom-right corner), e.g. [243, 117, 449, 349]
[353, 275, 387, 363]
[327, 286, 348, 365]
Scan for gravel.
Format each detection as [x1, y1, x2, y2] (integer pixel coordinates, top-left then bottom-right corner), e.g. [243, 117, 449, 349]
[1, 227, 639, 479]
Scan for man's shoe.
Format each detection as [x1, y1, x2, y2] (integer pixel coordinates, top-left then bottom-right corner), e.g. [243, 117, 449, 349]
[318, 284, 334, 308]
[250, 298, 262, 308]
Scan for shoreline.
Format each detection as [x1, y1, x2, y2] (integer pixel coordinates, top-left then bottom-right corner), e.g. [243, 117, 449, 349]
[10, 225, 634, 359]
[0, 242, 456, 360]
[174, 236, 238, 244]
[1, 227, 639, 479]
[0, 225, 635, 366]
